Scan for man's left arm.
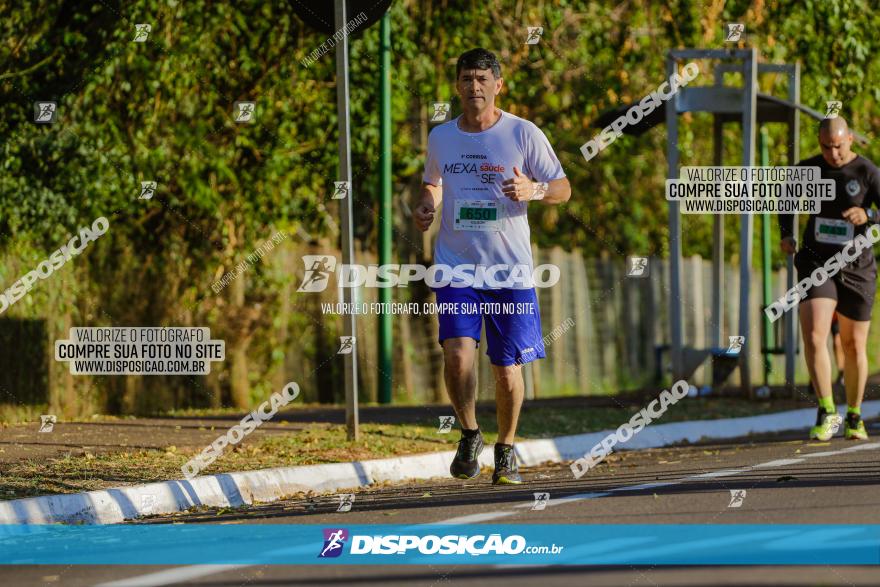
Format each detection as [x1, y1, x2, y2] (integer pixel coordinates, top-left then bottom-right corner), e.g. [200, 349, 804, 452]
[843, 165, 880, 225]
[501, 168, 571, 204]
[865, 164, 880, 223]
[501, 124, 571, 205]
[529, 176, 571, 204]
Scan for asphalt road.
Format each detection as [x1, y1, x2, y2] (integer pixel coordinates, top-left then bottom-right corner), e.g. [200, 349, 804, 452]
[3, 423, 880, 587]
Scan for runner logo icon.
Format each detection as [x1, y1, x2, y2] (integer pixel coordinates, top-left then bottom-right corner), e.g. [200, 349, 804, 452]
[531, 492, 550, 510]
[438, 415, 455, 433]
[337, 336, 355, 355]
[627, 256, 649, 277]
[725, 23, 744, 42]
[39, 415, 57, 433]
[234, 101, 255, 123]
[525, 27, 543, 44]
[727, 335, 745, 355]
[728, 489, 746, 508]
[319, 528, 349, 558]
[140, 181, 157, 200]
[34, 102, 57, 123]
[140, 493, 158, 514]
[337, 494, 355, 512]
[332, 181, 350, 199]
[133, 23, 151, 42]
[825, 101, 842, 119]
[298, 256, 338, 292]
[431, 102, 451, 122]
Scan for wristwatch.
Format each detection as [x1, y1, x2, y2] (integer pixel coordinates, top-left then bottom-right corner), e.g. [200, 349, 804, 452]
[531, 182, 548, 201]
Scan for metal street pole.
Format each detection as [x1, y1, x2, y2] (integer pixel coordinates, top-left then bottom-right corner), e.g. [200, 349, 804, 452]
[334, 0, 359, 440]
[739, 48, 757, 397]
[378, 12, 393, 404]
[666, 53, 683, 382]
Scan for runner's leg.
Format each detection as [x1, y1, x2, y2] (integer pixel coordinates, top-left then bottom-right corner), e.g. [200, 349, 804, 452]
[799, 297, 837, 400]
[837, 315, 870, 409]
[442, 337, 479, 430]
[832, 320, 845, 383]
[482, 288, 543, 484]
[492, 364, 524, 445]
[833, 265, 874, 439]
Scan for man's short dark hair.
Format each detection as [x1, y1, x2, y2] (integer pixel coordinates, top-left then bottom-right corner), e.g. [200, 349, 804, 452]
[456, 48, 502, 79]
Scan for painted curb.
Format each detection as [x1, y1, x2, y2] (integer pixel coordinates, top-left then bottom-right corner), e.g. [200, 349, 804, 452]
[1, 400, 877, 525]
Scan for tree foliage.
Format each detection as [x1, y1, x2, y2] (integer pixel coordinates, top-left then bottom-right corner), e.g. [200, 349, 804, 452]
[2, 0, 880, 261]
[1, 0, 880, 413]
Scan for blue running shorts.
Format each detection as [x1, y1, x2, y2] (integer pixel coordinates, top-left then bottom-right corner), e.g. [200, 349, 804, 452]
[433, 285, 545, 367]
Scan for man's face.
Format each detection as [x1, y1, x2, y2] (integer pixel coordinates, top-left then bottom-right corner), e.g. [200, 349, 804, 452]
[819, 130, 854, 167]
[456, 67, 503, 112]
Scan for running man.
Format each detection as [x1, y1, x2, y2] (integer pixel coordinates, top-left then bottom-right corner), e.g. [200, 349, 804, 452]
[415, 48, 571, 484]
[780, 116, 880, 441]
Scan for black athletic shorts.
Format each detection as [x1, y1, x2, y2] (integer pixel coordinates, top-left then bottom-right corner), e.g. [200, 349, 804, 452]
[795, 252, 877, 321]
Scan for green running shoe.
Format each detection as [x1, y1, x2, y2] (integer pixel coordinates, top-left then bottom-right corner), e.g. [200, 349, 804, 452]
[492, 444, 523, 485]
[810, 409, 842, 441]
[845, 412, 869, 440]
[450, 432, 484, 479]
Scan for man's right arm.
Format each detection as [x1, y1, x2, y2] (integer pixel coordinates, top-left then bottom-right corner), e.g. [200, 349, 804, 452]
[779, 213, 797, 254]
[421, 182, 442, 208]
[779, 159, 808, 254]
[414, 182, 442, 232]
[418, 131, 443, 232]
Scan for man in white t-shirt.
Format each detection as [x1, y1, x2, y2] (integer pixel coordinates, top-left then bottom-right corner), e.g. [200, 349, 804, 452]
[415, 48, 571, 484]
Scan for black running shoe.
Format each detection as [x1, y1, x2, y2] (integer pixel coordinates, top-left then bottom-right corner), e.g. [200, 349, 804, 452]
[492, 444, 523, 485]
[450, 432, 484, 479]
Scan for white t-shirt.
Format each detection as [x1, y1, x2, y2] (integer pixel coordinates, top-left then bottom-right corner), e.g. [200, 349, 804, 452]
[422, 110, 566, 289]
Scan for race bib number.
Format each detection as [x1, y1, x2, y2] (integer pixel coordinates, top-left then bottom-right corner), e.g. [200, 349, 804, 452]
[815, 217, 853, 245]
[454, 199, 501, 232]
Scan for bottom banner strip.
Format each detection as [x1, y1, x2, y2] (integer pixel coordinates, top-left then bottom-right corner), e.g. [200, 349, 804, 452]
[1, 524, 877, 565]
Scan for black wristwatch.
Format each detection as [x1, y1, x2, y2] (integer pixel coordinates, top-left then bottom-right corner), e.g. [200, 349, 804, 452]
[867, 208, 878, 224]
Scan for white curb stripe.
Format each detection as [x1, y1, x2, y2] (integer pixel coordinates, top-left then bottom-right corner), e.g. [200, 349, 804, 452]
[95, 565, 250, 587]
[435, 511, 517, 524]
[839, 441, 880, 452]
[754, 458, 805, 468]
[800, 450, 845, 458]
[524, 492, 613, 508]
[686, 468, 752, 480]
[611, 481, 680, 492]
